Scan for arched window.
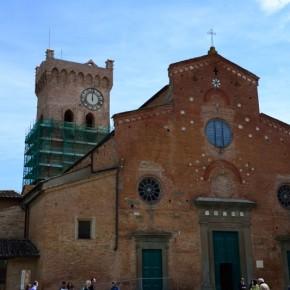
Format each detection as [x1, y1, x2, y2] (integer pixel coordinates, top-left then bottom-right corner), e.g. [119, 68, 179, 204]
[85, 113, 94, 128]
[64, 110, 74, 122]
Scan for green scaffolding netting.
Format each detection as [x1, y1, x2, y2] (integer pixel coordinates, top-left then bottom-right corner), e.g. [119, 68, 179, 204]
[23, 119, 109, 185]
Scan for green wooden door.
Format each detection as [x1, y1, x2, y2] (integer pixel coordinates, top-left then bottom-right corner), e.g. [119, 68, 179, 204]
[287, 250, 290, 279]
[213, 231, 241, 290]
[0, 260, 7, 290]
[142, 249, 163, 290]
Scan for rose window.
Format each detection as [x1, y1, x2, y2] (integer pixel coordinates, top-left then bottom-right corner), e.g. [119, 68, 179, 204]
[138, 177, 161, 203]
[277, 184, 290, 209]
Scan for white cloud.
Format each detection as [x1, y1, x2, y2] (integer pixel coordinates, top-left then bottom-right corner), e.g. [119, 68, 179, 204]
[257, 0, 290, 13]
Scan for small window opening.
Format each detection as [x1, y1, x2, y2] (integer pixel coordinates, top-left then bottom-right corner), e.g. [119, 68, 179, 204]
[0, 260, 7, 289]
[64, 110, 74, 122]
[86, 113, 94, 128]
[78, 220, 91, 239]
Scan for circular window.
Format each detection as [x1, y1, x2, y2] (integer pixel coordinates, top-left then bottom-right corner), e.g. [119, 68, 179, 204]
[277, 184, 290, 209]
[205, 118, 232, 148]
[138, 177, 161, 203]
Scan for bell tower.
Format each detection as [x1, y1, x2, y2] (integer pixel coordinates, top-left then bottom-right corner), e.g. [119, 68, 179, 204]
[23, 49, 113, 185]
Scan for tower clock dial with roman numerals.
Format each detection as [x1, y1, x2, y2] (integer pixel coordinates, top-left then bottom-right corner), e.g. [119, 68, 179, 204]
[80, 88, 104, 111]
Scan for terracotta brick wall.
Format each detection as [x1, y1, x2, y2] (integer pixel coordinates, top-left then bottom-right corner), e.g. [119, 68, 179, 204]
[92, 137, 118, 172]
[28, 171, 118, 290]
[6, 258, 36, 290]
[0, 203, 24, 239]
[111, 54, 290, 289]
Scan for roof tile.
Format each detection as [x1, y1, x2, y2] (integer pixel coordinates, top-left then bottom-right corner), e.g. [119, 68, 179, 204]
[0, 191, 22, 199]
[0, 239, 39, 258]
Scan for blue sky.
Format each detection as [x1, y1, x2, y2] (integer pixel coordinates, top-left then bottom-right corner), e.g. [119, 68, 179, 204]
[1, 0, 290, 192]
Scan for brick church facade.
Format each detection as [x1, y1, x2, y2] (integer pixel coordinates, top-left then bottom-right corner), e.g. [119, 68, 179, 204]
[1, 47, 290, 290]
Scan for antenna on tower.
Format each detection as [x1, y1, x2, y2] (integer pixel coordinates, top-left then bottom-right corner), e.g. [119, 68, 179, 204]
[48, 27, 51, 49]
[46, 27, 54, 60]
[60, 48, 63, 59]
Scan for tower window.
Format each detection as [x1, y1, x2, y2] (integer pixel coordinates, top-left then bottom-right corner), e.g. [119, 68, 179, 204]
[85, 113, 94, 128]
[77, 220, 91, 239]
[205, 118, 232, 148]
[64, 110, 74, 122]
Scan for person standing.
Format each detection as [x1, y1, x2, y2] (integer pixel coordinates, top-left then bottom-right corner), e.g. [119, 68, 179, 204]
[240, 277, 247, 290]
[82, 280, 91, 290]
[257, 278, 270, 290]
[66, 282, 74, 290]
[249, 279, 259, 290]
[89, 278, 96, 290]
[59, 281, 68, 290]
[31, 281, 38, 290]
[111, 282, 120, 290]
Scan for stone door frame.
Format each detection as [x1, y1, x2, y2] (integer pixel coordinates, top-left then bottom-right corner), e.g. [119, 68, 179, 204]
[277, 235, 290, 290]
[194, 197, 256, 290]
[133, 232, 171, 290]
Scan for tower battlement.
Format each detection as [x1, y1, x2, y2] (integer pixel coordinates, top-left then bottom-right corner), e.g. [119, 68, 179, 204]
[35, 49, 113, 95]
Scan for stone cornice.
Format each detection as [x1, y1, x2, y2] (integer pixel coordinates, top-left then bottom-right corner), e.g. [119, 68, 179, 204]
[260, 113, 290, 139]
[169, 60, 210, 76]
[168, 53, 258, 85]
[194, 197, 256, 209]
[114, 104, 173, 126]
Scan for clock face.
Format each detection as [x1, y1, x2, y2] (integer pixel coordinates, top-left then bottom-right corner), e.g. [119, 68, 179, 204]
[80, 88, 104, 111]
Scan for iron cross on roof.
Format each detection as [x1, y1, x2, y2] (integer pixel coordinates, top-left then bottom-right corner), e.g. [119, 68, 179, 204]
[207, 29, 216, 47]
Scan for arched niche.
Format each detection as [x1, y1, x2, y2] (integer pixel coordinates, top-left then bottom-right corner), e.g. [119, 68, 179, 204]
[204, 160, 242, 183]
[78, 72, 84, 85]
[204, 160, 242, 198]
[51, 67, 59, 83]
[64, 109, 74, 122]
[203, 88, 230, 106]
[94, 75, 100, 87]
[68, 70, 76, 83]
[85, 113, 94, 128]
[60, 69, 68, 84]
[101, 76, 110, 89]
[85, 74, 93, 85]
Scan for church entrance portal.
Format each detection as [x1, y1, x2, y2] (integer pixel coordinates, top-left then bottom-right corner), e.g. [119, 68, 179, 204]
[194, 197, 256, 290]
[213, 231, 240, 290]
[134, 233, 170, 290]
[142, 249, 163, 290]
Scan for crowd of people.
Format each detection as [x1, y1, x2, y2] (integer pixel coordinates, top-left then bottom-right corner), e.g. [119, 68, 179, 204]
[240, 277, 271, 290]
[79, 278, 120, 290]
[26, 276, 270, 290]
[26, 278, 120, 290]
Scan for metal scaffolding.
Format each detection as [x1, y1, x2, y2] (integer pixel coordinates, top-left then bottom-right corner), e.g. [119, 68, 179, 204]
[23, 119, 109, 185]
